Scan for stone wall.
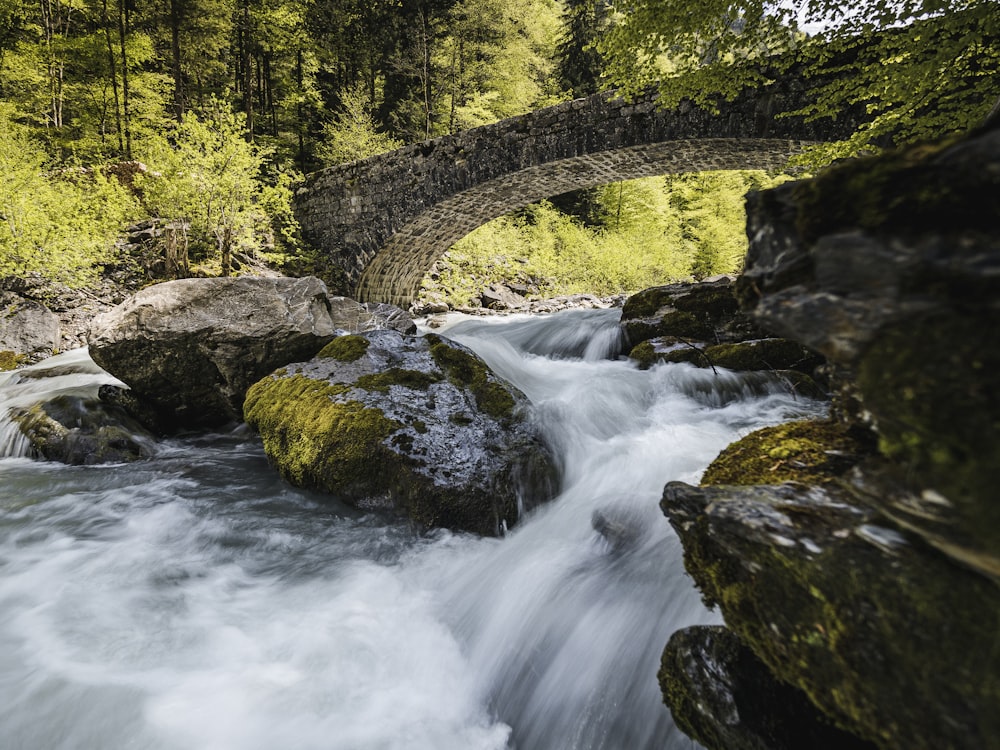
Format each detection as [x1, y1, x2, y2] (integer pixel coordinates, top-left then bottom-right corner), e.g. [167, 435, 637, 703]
[295, 78, 862, 306]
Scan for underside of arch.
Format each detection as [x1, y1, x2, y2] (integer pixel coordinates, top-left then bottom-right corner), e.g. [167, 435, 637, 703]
[356, 138, 816, 306]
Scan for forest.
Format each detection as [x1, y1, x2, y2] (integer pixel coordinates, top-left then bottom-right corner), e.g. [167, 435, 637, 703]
[0, 0, 996, 298]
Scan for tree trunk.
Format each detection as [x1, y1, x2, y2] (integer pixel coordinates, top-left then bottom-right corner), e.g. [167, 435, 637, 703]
[116, 0, 132, 158]
[169, 0, 184, 121]
[101, 0, 123, 153]
[239, 0, 254, 137]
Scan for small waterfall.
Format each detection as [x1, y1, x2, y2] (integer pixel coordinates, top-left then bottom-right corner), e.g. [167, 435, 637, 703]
[0, 349, 127, 459]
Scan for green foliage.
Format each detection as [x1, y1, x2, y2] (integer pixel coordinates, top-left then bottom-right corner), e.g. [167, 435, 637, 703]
[599, 0, 999, 158]
[315, 82, 403, 165]
[139, 101, 299, 275]
[0, 114, 139, 285]
[557, 0, 612, 97]
[436, 0, 562, 131]
[421, 171, 790, 304]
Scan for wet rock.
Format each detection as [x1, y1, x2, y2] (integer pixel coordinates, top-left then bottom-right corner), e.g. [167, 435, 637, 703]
[620, 277, 765, 349]
[660, 479, 1000, 750]
[11, 393, 156, 464]
[0, 290, 60, 366]
[699, 419, 875, 487]
[480, 283, 526, 310]
[661, 625, 876, 750]
[736, 126, 1000, 580]
[634, 336, 822, 375]
[87, 276, 414, 432]
[244, 329, 557, 536]
[359, 302, 418, 334]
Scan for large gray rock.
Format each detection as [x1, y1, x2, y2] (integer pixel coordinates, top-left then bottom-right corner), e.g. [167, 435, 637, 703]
[735, 126, 1000, 580]
[0, 291, 60, 367]
[661, 625, 876, 750]
[87, 276, 414, 431]
[244, 329, 557, 536]
[660, 479, 1000, 750]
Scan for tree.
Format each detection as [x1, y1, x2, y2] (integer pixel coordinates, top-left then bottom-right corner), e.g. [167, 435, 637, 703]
[315, 80, 401, 164]
[557, 0, 611, 97]
[599, 0, 1000, 158]
[140, 101, 283, 276]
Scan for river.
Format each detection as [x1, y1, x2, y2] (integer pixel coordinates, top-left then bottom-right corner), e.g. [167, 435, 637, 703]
[0, 308, 825, 750]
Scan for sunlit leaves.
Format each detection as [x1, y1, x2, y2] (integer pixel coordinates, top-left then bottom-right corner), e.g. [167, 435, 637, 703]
[599, 0, 999, 158]
[0, 114, 139, 285]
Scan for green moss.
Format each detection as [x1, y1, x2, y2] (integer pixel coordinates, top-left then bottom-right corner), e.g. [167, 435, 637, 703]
[244, 373, 401, 492]
[426, 334, 515, 420]
[659, 347, 710, 366]
[628, 340, 658, 369]
[355, 368, 441, 393]
[0, 350, 23, 371]
[702, 339, 822, 373]
[671, 483, 1000, 749]
[317, 335, 370, 362]
[856, 311, 1000, 564]
[701, 420, 874, 487]
[791, 134, 999, 243]
[622, 286, 677, 318]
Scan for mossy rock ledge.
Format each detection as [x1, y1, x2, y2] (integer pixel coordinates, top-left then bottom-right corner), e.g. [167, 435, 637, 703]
[661, 624, 877, 750]
[620, 276, 765, 351]
[244, 329, 557, 536]
[660, 477, 1000, 750]
[659, 124, 1000, 750]
[736, 126, 1000, 579]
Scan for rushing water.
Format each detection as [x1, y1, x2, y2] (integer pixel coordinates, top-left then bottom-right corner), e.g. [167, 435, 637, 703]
[0, 309, 825, 750]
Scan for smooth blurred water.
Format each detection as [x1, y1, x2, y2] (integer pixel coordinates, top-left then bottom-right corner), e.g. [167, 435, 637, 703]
[0, 309, 825, 750]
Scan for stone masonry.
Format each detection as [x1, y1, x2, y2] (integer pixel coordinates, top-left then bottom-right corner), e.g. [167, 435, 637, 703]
[295, 79, 863, 306]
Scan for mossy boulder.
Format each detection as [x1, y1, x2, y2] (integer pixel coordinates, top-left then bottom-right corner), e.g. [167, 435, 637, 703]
[87, 276, 415, 432]
[637, 337, 823, 375]
[660, 479, 1000, 750]
[661, 625, 876, 750]
[736, 126, 1000, 580]
[11, 393, 157, 464]
[700, 419, 874, 487]
[620, 277, 764, 350]
[244, 329, 557, 536]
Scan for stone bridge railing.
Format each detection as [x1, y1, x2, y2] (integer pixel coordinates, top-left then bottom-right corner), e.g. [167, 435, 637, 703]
[295, 78, 860, 306]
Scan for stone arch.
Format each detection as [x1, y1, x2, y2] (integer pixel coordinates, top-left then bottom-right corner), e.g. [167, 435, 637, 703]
[357, 138, 814, 305]
[294, 83, 860, 306]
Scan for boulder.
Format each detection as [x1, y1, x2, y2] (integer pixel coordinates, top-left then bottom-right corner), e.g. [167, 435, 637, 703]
[244, 329, 557, 536]
[480, 283, 526, 310]
[631, 336, 822, 375]
[11, 393, 156, 464]
[661, 625, 876, 750]
[87, 276, 415, 431]
[620, 277, 764, 349]
[0, 290, 60, 367]
[660, 479, 1000, 750]
[736, 126, 1000, 580]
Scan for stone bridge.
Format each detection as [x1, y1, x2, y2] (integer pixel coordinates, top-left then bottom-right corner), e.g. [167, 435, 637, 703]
[295, 79, 860, 306]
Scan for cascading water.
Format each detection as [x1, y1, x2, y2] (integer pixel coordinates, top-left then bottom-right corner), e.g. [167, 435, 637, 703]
[0, 309, 826, 750]
[0, 349, 128, 458]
